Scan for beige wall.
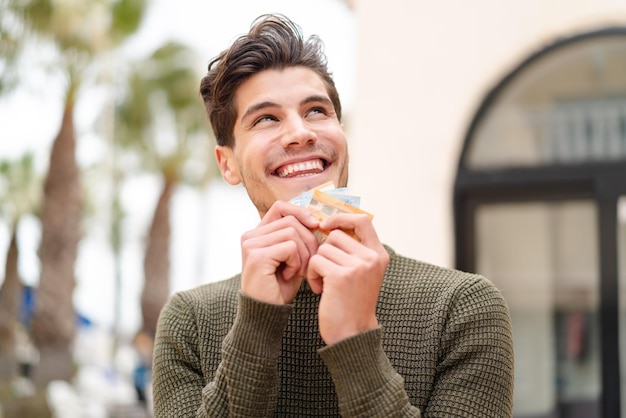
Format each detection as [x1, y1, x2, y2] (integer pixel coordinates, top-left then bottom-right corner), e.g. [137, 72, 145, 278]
[348, 0, 626, 268]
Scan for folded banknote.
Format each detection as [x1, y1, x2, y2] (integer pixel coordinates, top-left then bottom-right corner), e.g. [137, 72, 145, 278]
[290, 182, 373, 242]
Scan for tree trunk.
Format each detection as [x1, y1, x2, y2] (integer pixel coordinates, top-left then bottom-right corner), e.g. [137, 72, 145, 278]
[30, 99, 81, 389]
[0, 227, 22, 379]
[141, 177, 174, 337]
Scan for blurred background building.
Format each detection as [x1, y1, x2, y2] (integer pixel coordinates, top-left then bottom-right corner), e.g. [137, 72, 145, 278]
[348, 1, 626, 417]
[1, 0, 626, 417]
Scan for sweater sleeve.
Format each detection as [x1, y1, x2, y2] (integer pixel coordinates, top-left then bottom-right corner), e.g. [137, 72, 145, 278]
[152, 291, 292, 417]
[319, 328, 422, 417]
[426, 276, 514, 416]
[319, 275, 514, 418]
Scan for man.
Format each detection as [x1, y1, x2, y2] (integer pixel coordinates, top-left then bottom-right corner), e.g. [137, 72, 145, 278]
[152, 14, 514, 417]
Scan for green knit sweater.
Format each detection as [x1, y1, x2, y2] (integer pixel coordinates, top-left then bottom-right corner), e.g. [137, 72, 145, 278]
[152, 247, 514, 417]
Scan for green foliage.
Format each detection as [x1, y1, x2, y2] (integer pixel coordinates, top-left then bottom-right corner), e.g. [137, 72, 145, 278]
[144, 41, 203, 114]
[0, 0, 27, 93]
[0, 153, 41, 228]
[0, 0, 149, 97]
[111, 0, 147, 43]
[17, 0, 147, 52]
[114, 40, 216, 186]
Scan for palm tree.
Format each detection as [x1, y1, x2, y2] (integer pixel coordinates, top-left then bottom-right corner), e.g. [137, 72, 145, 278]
[3, 0, 147, 388]
[0, 154, 41, 380]
[114, 41, 217, 337]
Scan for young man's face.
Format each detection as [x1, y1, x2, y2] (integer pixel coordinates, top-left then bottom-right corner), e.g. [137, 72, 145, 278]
[216, 66, 349, 217]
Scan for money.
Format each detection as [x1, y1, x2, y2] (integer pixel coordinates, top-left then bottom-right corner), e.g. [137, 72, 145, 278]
[290, 182, 373, 243]
[290, 181, 361, 208]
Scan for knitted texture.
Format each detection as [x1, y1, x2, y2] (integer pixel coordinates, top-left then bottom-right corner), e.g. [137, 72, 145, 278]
[152, 247, 514, 417]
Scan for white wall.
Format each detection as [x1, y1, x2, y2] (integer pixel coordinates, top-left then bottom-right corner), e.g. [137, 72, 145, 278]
[349, 0, 626, 268]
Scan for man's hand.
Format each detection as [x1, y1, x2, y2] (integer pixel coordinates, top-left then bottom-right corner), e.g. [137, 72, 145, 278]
[240, 201, 320, 305]
[306, 213, 389, 346]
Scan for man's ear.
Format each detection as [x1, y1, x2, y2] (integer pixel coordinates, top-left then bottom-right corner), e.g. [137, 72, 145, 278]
[215, 146, 242, 185]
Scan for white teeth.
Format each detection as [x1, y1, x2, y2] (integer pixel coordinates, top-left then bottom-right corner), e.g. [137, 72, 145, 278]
[278, 160, 323, 177]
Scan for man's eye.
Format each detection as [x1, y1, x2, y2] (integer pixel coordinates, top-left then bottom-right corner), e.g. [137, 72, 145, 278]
[307, 107, 327, 117]
[254, 115, 277, 125]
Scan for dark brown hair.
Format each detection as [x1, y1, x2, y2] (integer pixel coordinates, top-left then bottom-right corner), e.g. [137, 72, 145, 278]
[199, 14, 342, 147]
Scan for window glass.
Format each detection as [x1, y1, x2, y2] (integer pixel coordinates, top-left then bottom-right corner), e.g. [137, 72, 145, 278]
[466, 36, 626, 170]
[476, 200, 600, 417]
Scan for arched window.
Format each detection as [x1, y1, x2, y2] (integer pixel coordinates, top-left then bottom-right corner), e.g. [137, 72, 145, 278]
[455, 28, 626, 418]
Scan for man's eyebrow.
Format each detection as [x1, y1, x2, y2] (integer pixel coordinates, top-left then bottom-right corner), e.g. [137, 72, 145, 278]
[240, 101, 278, 123]
[301, 95, 333, 107]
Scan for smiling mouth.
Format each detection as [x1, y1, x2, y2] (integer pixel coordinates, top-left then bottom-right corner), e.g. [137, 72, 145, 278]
[274, 158, 328, 178]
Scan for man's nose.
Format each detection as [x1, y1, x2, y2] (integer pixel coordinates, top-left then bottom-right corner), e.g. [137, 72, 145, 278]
[281, 115, 317, 147]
